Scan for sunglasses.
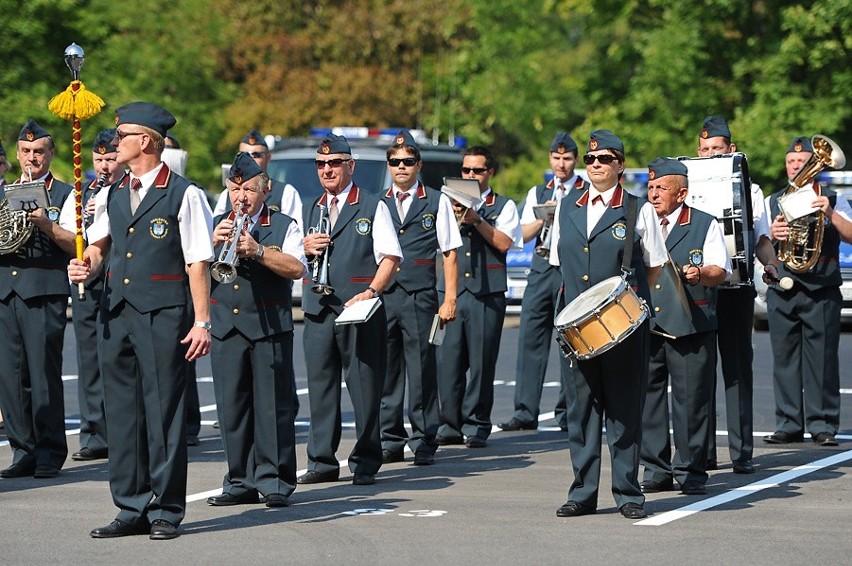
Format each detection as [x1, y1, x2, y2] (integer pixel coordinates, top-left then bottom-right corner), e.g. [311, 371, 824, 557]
[461, 167, 489, 175]
[114, 130, 145, 142]
[388, 157, 418, 167]
[582, 154, 617, 165]
[248, 151, 268, 159]
[315, 158, 351, 169]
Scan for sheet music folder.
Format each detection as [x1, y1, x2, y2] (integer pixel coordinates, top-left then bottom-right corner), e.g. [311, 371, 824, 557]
[334, 297, 381, 325]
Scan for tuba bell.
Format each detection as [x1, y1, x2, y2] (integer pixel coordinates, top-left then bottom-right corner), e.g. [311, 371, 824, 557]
[777, 135, 846, 273]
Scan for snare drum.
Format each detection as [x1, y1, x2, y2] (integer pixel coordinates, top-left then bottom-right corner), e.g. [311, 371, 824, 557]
[554, 276, 649, 360]
[678, 153, 754, 286]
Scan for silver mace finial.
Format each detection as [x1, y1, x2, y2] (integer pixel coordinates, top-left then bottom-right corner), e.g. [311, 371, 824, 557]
[64, 43, 85, 80]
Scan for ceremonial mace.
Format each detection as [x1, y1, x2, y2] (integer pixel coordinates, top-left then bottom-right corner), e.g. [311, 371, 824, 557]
[48, 43, 105, 300]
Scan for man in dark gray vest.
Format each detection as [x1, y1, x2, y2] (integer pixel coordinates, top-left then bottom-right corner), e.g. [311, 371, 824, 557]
[639, 157, 730, 496]
[205, 153, 307, 508]
[69, 102, 214, 540]
[437, 145, 522, 448]
[763, 136, 852, 448]
[500, 132, 588, 432]
[548, 130, 667, 519]
[299, 134, 402, 486]
[58, 129, 123, 462]
[379, 130, 461, 466]
[0, 120, 76, 479]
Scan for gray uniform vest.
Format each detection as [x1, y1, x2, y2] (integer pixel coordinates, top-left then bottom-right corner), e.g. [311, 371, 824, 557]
[768, 183, 841, 291]
[530, 176, 590, 274]
[302, 185, 381, 315]
[0, 174, 73, 300]
[104, 167, 192, 313]
[556, 186, 651, 306]
[651, 206, 717, 337]
[210, 205, 294, 340]
[440, 191, 512, 297]
[384, 183, 441, 293]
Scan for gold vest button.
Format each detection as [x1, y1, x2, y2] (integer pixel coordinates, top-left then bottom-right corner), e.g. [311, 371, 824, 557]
[128, 227, 135, 234]
[233, 284, 240, 291]
[11, 270, 17, 276]
[465, 272, 471, 278]
[655, 284, 661, 289]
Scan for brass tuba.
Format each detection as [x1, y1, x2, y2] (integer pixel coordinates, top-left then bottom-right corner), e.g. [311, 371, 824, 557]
[778, 135, 846, 273]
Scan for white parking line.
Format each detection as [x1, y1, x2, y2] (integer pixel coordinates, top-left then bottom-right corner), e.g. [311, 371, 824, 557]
[635, 449, 852, 526]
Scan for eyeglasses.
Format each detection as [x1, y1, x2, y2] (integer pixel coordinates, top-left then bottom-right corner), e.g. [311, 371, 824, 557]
[388, 157, 418, 167]
[582, 154, 617, 165]
[249, 151, 268, 159]
[315, 158, 351, 169]
[114, 130, 145, 142]
[461, 167, 488, 175]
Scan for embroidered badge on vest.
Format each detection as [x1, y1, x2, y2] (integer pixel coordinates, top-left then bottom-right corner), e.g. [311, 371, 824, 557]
[689, 249, 704, 266]
[47, 206, 61, 222]
[421, 213, 435, 231]
[355, 217, 372, 235]
[150, 217, 170, 239]
[611, 221, 627, 240]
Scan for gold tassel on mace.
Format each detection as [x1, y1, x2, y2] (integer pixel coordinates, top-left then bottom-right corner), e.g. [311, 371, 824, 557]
[48, 80, 105, 121]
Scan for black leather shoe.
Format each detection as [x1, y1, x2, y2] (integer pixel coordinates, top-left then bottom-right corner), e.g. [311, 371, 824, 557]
[763, 431, 804, 444]
[186, 435, 200, 447]
[33, 465, 60, 479]
[207, 491, 260, 506]
[382, 449, 404, 464]
[465, 436, 487, 448]
[149, 519, 179, 540]
[264, 493, 290, 508]
[0, 462, 35, 479]
[90, 519, 150, 538]
[352, 473, 375, 486]
[413, 451, 435, 466]
[640, 479, 674, 493]
[813, 432, 838, 447]
[498, 418, 537, 431]
[620, 503, 648, 519]
[705, 459, 718, 471]
[681, 482, 707, 495]
[298, 469, 340, 484]
[732, 459, 755, 474]
[435, 435, 464, 446]
[72, 447, 108, 461]
[556, 500, 596, 517]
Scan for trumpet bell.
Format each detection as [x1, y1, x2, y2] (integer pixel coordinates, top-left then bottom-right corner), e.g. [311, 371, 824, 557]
[211, 262, 238, 284]
[311, 283, 335, 295]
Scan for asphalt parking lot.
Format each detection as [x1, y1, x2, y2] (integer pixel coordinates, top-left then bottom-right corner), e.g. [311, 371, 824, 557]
[0, 319, 849, 565]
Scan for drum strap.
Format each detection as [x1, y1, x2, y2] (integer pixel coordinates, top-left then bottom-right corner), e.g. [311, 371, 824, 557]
[620, 195, 638, 276]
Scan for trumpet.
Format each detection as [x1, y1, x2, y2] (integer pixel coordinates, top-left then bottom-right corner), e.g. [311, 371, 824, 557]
[210, 207, 249, 284]
[308, 204, 334, 295]
[83, 174, 108, 227]
[535, 218, 554, 258]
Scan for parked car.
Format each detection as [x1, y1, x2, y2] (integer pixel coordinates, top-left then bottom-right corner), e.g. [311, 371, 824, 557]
[753, 173, 852, 329]
[265, 127, 465, 304]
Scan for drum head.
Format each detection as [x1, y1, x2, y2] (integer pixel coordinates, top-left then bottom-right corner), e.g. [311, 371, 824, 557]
[556, 276, 625, 324]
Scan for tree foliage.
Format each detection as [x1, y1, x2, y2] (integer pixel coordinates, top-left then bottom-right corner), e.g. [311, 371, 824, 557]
[0, 0, 849, 197]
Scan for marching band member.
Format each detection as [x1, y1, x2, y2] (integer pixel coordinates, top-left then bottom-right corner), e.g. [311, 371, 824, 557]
[501, 132, 587, 433]
[764, 136, 852, 448]
[298, 134, 402, 486]
[639, 157, 730, 496]
[206, 152, 306, 508]
[0, 120, 75, 480]
[58, 129, 123, 462]
[69, 102, 214, 540]
[379, 130, 461, 465]
[548, 130, 666, 519]
[436, 145, 522, 449]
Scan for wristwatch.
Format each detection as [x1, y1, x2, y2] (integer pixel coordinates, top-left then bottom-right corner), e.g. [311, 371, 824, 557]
[367, 286, 380, 298]
[193, 321, 212, 331]
[255, 244, 265, 260]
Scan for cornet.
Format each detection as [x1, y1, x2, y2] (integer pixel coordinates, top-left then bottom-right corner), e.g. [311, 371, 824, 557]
[308, 204, 334, 295]
[534, 218, 554, 258]
[210, 208, 249, 284]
